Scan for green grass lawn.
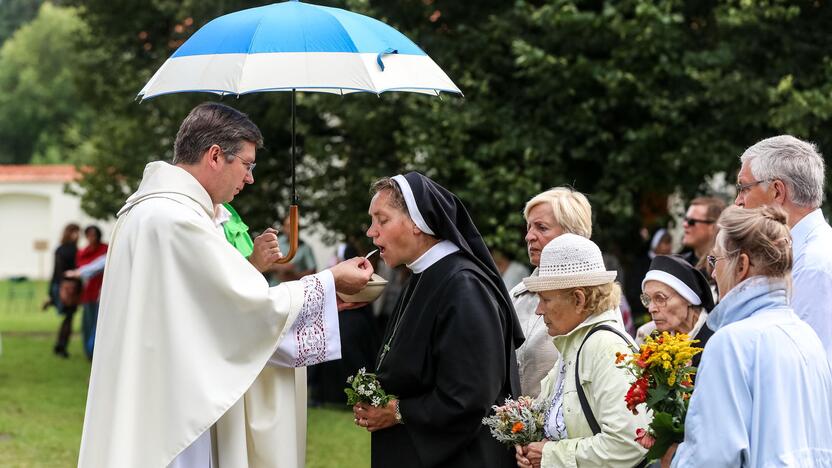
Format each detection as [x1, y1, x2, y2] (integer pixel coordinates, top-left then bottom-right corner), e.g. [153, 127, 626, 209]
[0, 280, 369, 467]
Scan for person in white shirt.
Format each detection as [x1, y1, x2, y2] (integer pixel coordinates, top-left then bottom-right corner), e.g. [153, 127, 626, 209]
[734, 134, 832, 361]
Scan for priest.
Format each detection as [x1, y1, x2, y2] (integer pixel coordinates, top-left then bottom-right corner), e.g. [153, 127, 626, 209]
[77, 102, 373, 468]
[354, 173, 524, 467]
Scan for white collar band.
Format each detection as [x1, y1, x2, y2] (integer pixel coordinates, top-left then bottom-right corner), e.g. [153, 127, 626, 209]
[407, 240, 459, 273]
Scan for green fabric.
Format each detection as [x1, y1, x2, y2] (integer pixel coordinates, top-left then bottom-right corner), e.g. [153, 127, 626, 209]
[222, 203, 254, 257]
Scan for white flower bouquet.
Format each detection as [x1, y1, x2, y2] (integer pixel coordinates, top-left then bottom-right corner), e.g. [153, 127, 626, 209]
[344, 367, 396, 407]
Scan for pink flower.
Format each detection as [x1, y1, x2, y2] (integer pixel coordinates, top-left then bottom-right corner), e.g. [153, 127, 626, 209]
[634, 428, 656, 449]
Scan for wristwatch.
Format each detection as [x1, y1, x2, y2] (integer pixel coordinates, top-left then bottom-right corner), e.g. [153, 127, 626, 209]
[394, 400, 404, 425]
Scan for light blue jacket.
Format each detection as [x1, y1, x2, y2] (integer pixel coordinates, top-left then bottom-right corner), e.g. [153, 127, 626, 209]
[673, 276, 832, 467]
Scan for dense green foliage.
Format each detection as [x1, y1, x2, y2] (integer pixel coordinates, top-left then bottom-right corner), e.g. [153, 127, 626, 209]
[4, 0, 832, 259]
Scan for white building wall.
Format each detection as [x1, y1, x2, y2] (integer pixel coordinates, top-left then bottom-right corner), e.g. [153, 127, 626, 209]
[0, 181, 113, 280]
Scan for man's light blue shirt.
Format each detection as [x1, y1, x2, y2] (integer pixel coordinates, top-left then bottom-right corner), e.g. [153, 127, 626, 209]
[791, 208, 832, 361]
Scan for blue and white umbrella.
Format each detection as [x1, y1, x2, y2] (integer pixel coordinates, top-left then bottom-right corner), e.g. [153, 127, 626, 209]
[138, 0, 461, 98]
[138, 0, 461, 262]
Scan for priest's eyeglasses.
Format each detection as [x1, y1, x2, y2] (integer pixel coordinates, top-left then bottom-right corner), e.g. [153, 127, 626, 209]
[640, 292, 670, 309]
[231, 153, 257, 176]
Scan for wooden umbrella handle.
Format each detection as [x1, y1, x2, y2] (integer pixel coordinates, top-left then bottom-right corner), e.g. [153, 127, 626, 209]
[275, 204, 299, 264]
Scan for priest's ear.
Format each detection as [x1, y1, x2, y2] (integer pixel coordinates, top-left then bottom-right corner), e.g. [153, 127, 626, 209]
[204, 144, 224, 169]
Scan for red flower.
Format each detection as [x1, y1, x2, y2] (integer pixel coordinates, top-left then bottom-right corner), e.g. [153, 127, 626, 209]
[635, 428, 656, 449]
[511, 422, 525, 433]
[625, 377, 649, 414]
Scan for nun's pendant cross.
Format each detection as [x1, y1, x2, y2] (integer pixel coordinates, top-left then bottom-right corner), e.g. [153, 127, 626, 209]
[377, 344, 391, 370]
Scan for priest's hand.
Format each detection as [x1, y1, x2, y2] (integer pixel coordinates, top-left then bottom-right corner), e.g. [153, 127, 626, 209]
[353, 400, 397, 432]
[330, 257, 374, 294]
[515, 441, 545, 468]
[249, 228, 282, 272]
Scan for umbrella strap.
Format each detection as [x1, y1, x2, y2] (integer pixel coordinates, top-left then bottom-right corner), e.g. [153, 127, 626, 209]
[377, 48, 398, 71]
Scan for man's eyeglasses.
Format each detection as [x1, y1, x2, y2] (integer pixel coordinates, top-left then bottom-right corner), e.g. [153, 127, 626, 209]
[231, 153, 256, 176]
[640, 293, 670, 309]
[706, 255, 725, 269]
[683, 217, 715, 227]
[735, 179, 773, 195]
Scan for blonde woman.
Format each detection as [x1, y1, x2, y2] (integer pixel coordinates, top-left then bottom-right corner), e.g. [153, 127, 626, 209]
[512, 187, 593, 397]
[516, 234, 648, 468]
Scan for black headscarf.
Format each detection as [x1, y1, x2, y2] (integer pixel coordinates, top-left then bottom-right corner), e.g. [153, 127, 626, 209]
[395, 172, 525, 348]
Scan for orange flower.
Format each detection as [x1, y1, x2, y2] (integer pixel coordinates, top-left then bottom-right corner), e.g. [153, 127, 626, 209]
[615, 352, 627, 364]
[511, 422, 525, 433]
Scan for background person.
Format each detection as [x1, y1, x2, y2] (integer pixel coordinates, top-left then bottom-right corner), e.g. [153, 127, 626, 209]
[45, 223, 81, 358]
[734, 134, 832, 361]
[668, 206, 832, 467]
[636, 255, 715, 368]
[515, 234, 648, 468]
[76, 225, 107, 360]
[511, 187, 593, 397]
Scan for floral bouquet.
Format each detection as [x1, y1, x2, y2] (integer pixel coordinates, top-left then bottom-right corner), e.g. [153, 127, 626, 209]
[616, 331, 702, 460]
[344, 367, 396, 407]
[481, 396, 548, 446]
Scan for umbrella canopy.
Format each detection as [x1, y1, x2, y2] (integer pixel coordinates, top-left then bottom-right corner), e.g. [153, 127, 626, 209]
[138, 0, 461, 99]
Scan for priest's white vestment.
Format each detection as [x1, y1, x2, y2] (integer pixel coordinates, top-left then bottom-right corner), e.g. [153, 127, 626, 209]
[78, 162, 340, 468]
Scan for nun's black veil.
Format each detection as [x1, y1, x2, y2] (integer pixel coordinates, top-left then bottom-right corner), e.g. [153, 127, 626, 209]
[401, 172, 525, 391]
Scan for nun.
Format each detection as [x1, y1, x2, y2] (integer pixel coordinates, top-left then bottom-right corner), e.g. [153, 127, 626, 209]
[352, 173, 523, 468]
[637, 254, 715, 368]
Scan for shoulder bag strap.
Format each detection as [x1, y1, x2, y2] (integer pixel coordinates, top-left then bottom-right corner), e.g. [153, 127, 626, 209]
[575, 324, 637, 434]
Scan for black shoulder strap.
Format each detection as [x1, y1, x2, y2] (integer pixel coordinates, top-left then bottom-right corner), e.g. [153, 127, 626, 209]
[574, 324, 637, 435]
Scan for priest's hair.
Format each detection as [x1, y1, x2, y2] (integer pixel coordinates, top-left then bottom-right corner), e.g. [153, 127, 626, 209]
[523, 187, 592, 239]
[173, 102, 264, 165]
[370, 177, 409, 216]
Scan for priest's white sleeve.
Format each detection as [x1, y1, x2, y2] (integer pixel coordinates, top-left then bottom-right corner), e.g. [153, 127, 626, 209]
[268, 270, 341, 368]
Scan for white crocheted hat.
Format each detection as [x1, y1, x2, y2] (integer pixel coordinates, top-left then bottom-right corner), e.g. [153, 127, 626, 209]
[523, 233, 617, 291]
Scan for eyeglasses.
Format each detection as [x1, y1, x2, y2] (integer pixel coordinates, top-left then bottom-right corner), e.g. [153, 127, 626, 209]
[683, 217, 715, 227]
[640, 293, 670, 309]
[735, 179, 773, 195]
[706, 255, 725, 269]
[231, 153, 256, 176]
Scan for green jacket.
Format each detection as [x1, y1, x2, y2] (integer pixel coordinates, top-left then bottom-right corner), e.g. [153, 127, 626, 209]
[537, 308, 649, 468]
[221, 203, 253, 257]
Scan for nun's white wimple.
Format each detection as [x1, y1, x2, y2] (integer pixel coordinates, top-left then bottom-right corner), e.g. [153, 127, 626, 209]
[642, 270, 702, 306]
[392, 174, 435, 236]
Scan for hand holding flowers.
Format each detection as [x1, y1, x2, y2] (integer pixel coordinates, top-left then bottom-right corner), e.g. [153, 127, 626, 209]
[346, 368, 399, 432]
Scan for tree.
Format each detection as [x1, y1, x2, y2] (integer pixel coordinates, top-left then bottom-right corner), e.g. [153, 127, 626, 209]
[71, 0, 832, 263]
[0, 2, 93, 164]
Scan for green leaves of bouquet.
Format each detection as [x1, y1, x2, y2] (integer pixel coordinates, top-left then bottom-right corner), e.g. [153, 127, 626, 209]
[344, 368, 396, 407]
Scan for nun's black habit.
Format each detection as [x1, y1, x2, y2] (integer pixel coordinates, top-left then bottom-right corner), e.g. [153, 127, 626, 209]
[371, 172, 523, 468]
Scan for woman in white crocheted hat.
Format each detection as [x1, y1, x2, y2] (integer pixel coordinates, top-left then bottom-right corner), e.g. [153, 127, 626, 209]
[511, 187, 593, 398]
[515, 234, 649, 468]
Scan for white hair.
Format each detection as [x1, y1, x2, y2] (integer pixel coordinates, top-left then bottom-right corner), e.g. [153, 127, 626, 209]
[740, 135, 825, 208]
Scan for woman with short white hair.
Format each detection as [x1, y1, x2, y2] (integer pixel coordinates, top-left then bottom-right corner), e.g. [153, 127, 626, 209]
[512, 187, 593, 397]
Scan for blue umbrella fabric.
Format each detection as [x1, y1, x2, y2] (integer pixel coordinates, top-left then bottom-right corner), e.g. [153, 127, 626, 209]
[138, 0, 462, 99]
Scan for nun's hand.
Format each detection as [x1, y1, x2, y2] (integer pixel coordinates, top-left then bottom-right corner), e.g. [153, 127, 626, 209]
[330, 257, 374, 294]
[353, 400, 397, 432]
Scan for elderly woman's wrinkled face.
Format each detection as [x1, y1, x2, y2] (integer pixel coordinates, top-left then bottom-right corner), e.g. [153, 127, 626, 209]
[366, 190, 420, 268]
[535, 289, 585, 337]
[642, 280, 696, 334]
[525, 203, 564, 267]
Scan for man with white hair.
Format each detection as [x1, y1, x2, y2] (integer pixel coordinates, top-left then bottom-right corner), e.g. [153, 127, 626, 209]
[735, 135, 832, 360]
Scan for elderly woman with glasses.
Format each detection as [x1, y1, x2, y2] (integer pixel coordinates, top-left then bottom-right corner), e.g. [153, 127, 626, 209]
[666, 206, 832, 467]
[636, 255, 715, 368]
[515, 234, 648, 468]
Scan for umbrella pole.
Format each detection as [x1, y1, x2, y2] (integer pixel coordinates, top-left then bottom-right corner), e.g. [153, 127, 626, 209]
[276, 88, 300, 264]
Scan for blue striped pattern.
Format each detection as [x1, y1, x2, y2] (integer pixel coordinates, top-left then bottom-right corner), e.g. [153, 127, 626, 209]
[173, 1, 426, 57]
